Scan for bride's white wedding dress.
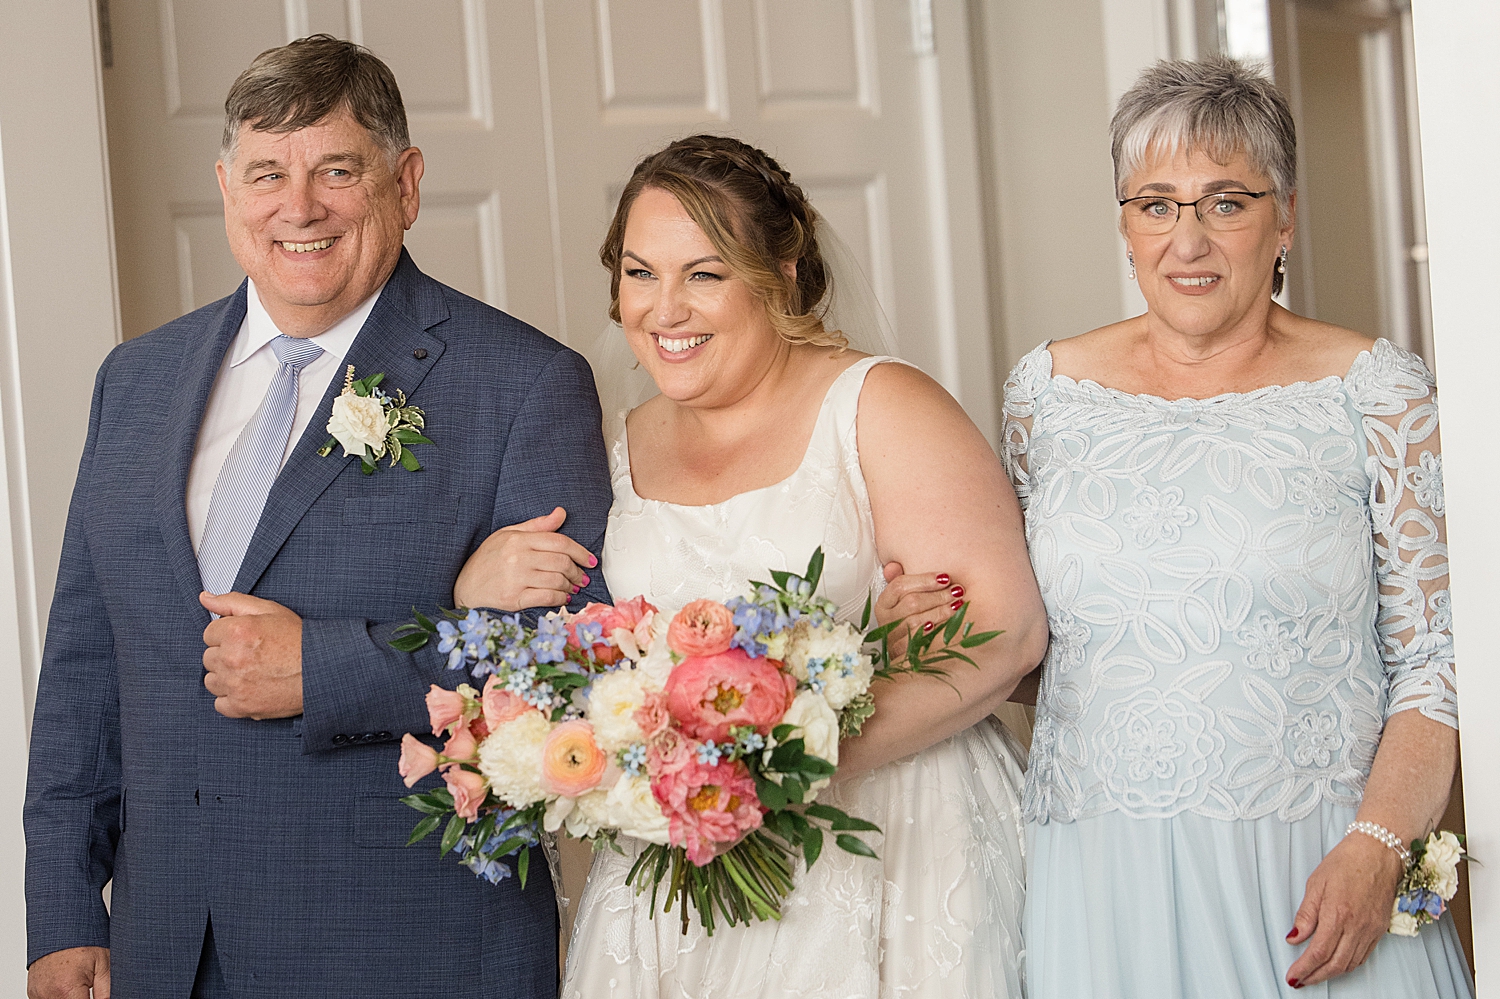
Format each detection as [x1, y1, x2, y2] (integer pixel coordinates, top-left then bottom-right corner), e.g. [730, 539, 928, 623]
[561, 356, 1029, 999]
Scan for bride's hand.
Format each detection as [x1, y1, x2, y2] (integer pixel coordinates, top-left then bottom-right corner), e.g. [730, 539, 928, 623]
[454, 507, 598, 611]
[874, 562, 962, 655]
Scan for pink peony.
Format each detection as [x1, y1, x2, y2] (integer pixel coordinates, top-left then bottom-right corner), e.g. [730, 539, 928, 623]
[442, 725, 479, 766]
[481, 674, 529, 730]
[445, 767, 488, 821]
[399, 734, 439, 788]
[665, 649, 796, 744]
[539, 720, 608, 797]
[651, 757, 763, 866]
[667, 600, 737, 658]
[426, 685, 468, 737]
[634, 690, 672, 740]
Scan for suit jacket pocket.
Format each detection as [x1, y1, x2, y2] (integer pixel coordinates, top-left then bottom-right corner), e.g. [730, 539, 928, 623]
[353, 792, 423, 849]
[342, 495, 460, 526]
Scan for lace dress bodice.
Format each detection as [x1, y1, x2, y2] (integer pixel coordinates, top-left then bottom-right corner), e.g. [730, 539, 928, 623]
[1002, 339, 1457, 826]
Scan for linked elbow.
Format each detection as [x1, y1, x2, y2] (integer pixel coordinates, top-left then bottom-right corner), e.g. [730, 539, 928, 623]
[1012, 613, 1049, 677]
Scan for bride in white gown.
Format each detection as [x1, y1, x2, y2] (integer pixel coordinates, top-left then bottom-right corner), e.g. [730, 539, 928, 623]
[460, 135, 1047, 998]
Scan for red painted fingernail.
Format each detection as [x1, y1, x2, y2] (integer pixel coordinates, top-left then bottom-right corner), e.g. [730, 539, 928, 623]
[1286, 929, 1297, 942]
[935, 573, 950, 586]
[950, 585, 965, 599]
[923, 621, 935, 633]
[581, 574, 591, 587]
[571, 586, 580, 595]
[1289, 980, 1302, 990]
[951, 599, 963, 611]
[589, 555, 599, 568]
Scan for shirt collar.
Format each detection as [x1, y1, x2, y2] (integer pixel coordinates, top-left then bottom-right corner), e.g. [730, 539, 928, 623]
[230, 279, 387, 368]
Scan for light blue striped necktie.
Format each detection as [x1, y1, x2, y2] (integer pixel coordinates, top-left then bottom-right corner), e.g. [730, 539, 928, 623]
[198, 333, 325, 596]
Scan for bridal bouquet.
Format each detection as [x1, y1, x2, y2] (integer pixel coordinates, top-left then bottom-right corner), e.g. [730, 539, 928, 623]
[392, 550, 997, 933]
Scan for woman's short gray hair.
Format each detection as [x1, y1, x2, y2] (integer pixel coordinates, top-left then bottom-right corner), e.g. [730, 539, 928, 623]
[1111, 57, 1297, 226]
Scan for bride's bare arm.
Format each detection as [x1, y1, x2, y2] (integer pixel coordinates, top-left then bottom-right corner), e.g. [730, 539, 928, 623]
[836, 363, 1048, 778]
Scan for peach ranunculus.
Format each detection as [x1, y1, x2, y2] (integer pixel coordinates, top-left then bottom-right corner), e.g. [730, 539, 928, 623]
[426, 685, 469, 737]
[399, 734, 440, 788]
[481, 674, 529, 730]
[651, 757, 763, 866]
[442, 725, 479, 766]
[634, 689, 672, 740]
[539, 720, 608, 798]
[664, 649, 796, 744]
[444, 767, 489, 821]
[667, 600, 737, 658]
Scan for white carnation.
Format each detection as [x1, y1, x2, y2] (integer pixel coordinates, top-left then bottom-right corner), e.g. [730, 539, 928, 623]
[476, 710, 552, 807]
[587, 669, 649, 752]
[780, 690, 840, 794]
[1389, 907, 1420, 937]
[327, 392, 390, 458]
[784, 620, 873, 710]
[605, 773, 670, 845]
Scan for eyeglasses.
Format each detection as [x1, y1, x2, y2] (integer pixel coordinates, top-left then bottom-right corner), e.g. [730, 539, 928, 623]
[1118, 191, 1272, 235]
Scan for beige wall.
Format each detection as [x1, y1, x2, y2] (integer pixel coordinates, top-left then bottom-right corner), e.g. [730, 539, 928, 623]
[970, 0, 1140, 387]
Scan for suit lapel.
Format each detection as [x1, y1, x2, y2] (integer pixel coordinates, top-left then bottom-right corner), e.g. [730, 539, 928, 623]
[156, 285, 249, 611]
[232, 251, 449, 596]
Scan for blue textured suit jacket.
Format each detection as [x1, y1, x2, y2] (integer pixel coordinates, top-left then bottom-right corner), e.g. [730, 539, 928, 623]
[24, 251, 613, 997]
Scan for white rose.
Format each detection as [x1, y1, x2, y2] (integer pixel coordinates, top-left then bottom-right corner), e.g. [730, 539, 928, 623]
[327, 392, 390, 458]
[605, 773, 670, 844]
[476, 710, 552, 807]
[1424, 831, 1464, 898]
[1389, 907, 1420, 937]
[784, 621, 873, 710]
[780, 690, 840, 794]
[587, 669, 649, 752]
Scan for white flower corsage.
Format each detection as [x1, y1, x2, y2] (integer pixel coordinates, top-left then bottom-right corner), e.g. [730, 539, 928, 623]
[1389, 830, 1466, 935]
[318, 365, 432, 474]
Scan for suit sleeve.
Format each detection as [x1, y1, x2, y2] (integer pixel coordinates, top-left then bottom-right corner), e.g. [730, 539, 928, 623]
[23, 359, 121, 966]
[298, 347, 614, 753]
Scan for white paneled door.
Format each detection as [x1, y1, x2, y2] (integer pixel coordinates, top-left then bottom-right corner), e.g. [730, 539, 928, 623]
[103, 0, 998, 433]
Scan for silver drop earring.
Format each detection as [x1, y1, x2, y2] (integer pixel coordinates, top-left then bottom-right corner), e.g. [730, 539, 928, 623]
[1127, 251, 1136, 281]
[1277, 246, 1288, 274]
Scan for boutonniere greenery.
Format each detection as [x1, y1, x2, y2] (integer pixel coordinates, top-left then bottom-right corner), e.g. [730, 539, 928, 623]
[317, 365, 433, 474]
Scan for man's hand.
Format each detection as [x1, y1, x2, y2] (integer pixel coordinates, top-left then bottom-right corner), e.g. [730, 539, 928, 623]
[200, 591, 303, 719]
[28, 946, 109, 999]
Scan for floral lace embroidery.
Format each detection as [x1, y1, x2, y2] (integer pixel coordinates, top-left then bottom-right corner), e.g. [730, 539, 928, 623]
[1002, 339, 1457, 826]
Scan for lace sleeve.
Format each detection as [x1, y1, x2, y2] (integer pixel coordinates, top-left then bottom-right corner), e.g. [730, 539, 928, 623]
[1351, 341, 1457, 729]
[1001, 343, 1053, 512]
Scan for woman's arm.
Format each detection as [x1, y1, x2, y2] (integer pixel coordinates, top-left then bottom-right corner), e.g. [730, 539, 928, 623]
[836, 363, 1048, 777]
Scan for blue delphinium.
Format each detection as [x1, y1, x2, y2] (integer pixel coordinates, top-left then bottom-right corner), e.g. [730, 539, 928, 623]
[726, 588, 791, 658]
[436, 619, 467, 670]
[1397, 888, 1446, 919]
[530, 614, 569, 664]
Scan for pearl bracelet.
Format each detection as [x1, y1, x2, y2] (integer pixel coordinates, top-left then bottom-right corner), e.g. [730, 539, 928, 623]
[1346, 820, 1412, 865]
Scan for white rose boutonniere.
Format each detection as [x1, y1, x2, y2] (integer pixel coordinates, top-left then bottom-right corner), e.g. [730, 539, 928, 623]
[318, 365, 432, 474]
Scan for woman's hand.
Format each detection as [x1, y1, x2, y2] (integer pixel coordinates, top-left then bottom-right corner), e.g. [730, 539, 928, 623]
[873, 562, 963, 656]
[454, 507, 597, 611]
[1284, 831, 1406, 988]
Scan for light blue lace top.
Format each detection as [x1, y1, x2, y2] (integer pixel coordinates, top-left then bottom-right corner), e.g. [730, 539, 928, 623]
[1002, 339, 1456, 825]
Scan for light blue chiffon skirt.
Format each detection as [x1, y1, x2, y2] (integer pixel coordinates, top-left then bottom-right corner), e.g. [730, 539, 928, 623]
[1025, 803, 1474, 999]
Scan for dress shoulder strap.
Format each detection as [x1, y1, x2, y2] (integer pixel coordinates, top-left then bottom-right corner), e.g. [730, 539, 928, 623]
[818, 355, 912, 438]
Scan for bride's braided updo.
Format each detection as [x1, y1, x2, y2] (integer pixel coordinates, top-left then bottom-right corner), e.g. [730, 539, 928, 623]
[600, 135, 845, 349]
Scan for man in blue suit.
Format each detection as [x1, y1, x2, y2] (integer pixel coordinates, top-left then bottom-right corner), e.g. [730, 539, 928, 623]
[24, 34, 610, 998]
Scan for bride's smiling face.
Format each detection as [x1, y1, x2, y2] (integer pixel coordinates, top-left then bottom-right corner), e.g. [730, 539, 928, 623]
[617, 187, 786, 408]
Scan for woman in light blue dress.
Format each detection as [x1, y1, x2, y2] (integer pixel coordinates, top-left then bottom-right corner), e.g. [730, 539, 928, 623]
[1004, 58, 1472, 997]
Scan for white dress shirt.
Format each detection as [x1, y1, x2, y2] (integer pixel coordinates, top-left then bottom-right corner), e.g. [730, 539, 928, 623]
[187, 279, 384, 554]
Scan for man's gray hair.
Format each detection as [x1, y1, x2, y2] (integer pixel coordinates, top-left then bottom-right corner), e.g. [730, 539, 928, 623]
[1110, 56, 1297, 226]
[220, 34, 409, 166]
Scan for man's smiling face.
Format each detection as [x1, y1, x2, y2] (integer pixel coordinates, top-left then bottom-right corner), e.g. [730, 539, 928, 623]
[216, 109, 423, 334]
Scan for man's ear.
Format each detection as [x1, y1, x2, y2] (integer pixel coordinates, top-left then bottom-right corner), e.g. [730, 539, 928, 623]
[396, 146, 425, 230]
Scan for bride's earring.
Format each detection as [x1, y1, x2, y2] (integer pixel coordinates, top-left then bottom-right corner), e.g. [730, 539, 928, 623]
[1127, 250, 1136, 281]
[1277, 246, 1288, 274]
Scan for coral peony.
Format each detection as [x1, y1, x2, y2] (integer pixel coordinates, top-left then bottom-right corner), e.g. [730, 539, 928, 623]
[444, 767, 488, 821]
[539, 720, 608, 797]
[399, 734, 439, 788]
[651, 757, 762, 865]
[667, 599, 737, 657]
[481, 674, 529, 730]
[425, 685, 468, 737]
[665, 648, 796, 744]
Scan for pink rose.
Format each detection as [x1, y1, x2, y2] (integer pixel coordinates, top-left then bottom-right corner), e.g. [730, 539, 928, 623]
[399, 734, 439, 788]
[481, 675, 529, 730]
[426, 685, 467, 737]
[442, 725, 479, 766]
[664, 648, 796, 744]
[634, 690, 671, 740]
[651, 757, 762, 866]
[539, 720, 608, 797]
[647, 727, 693, 776]
[667, 600, 737, 657]
[444, 767, 488, 821]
